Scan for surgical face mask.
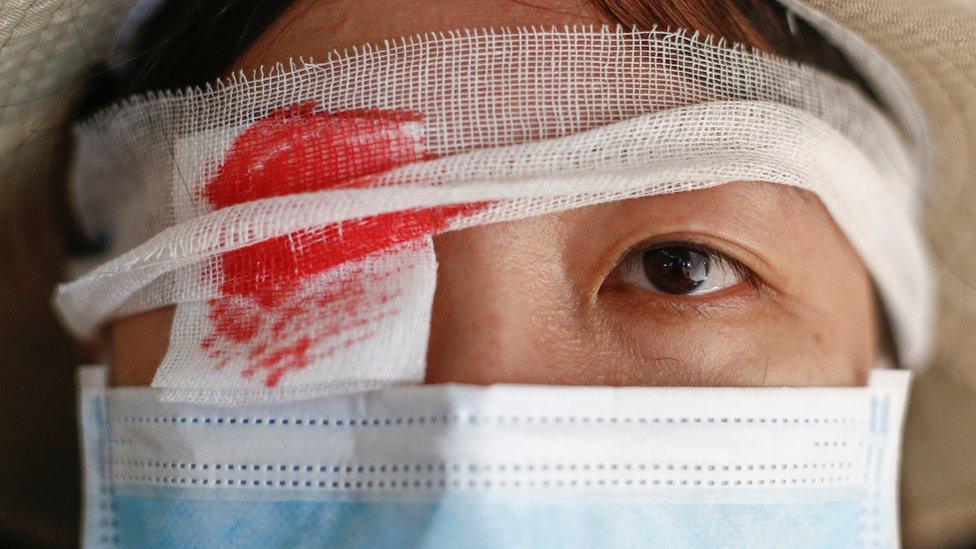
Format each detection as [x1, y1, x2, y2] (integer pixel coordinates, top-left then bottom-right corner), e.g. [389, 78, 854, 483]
[64, 25, 926, 548]
[79, 365, 909, 548]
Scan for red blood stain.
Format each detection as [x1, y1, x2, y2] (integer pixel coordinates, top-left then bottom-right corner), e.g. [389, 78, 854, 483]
[217, 206, 481, 309]
[199, 102, 487, 387]
[205, 104, 429, 207]
[203, 300, 261, 344]
[244, 337, 311, 388]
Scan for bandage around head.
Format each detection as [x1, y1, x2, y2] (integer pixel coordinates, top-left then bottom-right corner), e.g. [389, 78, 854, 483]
[55, 27, 932, 403]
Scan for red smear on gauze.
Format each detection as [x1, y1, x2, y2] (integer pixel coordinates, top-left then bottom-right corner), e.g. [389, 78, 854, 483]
[204, 104, 429, 208]
[217, 206, 483, 309]
[199, 102, 488, 387]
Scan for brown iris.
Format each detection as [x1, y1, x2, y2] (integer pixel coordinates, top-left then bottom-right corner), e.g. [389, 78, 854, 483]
[641, 246, 710, 294]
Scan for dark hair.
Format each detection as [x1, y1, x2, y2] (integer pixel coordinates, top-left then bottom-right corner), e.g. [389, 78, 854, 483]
[80, 0, 876, 117]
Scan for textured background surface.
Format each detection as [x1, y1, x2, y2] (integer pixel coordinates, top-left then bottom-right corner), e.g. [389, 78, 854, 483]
[796, 1, 976, 545]
[0, 1, 134, 544]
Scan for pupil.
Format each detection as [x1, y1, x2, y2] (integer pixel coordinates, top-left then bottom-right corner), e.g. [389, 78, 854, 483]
[641, 246, 710, 294]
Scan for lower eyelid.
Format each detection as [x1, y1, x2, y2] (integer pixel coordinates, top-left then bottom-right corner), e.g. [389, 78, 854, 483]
[602, 282, 766, 317]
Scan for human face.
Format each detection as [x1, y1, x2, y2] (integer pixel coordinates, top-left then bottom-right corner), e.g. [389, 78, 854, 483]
[109, 0, 880, 388]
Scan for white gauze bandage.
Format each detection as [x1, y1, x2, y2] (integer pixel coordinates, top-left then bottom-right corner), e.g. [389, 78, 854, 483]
[55, 27, 932, 404]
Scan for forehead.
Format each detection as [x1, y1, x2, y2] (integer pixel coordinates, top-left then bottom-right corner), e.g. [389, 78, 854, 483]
[234, 0, 603, 74]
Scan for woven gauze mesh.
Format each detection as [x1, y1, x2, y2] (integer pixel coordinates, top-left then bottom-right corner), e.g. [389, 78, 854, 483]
[55, 28, 931, 403]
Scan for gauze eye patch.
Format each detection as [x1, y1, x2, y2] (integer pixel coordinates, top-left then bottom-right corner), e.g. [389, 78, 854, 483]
[55, 27, 932, 404]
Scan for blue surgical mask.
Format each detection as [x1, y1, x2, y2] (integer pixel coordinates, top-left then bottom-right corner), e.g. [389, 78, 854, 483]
[79, 365, 909, 548]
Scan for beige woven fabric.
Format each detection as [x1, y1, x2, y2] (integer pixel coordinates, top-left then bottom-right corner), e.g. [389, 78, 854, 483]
[0, 0, 135, 182]
[785, 1, 976, 545]
[0, 0, 135, 544]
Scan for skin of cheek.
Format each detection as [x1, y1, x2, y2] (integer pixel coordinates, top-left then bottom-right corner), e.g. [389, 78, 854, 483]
[425, 215, 605, 385]
[426, 183, 879, 388]
[766, 192, 879, 384]
[109, 306, 174, 387]
[597, 184, 879, 387]
[595, 294, 872, 388]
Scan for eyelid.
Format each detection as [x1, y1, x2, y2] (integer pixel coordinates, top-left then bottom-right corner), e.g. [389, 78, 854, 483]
[588, 227, 783, 307]
[617, 241, 762, 297]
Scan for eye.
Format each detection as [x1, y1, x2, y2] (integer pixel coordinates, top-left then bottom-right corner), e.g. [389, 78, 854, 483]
[612, 243, 751, 297]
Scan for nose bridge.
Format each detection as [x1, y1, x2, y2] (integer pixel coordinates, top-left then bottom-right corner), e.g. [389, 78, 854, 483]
[424, 225, 560, 384]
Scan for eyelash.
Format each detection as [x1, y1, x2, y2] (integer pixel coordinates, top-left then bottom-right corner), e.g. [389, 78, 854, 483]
[616, 241, 762, 297]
